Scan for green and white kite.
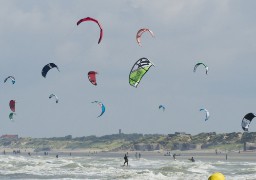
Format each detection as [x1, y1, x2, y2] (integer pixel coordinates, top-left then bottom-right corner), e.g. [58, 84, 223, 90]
[129, 57, 154, 87]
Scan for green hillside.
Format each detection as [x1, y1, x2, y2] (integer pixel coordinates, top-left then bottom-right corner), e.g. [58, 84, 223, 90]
[0, 132, 255, 152]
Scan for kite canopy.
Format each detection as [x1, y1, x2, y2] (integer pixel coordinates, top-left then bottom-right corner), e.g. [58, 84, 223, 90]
[4, 76, 15, 84]
[193, 62, 208, 74]
[49, 94, 59, 103]
[129, 57, 154, 88]
[200, 108, 209, 121]
[91, 101, 105, 118]
[159, 105, 165, 112]
[42, 63, 60, 78]
[241, 113, 256, 131]
[9, 100, 15, 112]
[77, 17, 103, 44]
[136, 28, 154, 46]
[88, 71, 98, 86]
[9, 112, 16, 121]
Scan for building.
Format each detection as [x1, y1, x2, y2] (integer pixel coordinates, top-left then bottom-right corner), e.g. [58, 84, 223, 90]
[168, 132, 191, 138]
[0, 134, 18, 140]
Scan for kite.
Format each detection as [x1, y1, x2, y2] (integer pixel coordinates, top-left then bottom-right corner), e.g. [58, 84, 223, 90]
[42, 63, 60, 78]
[49, 94, 59, 103]
[193, 62, 208, 74]
[129, 57, 154, 88]
[91, 101, 105, 118]
[241, 113, 256, 131]
[159, 105, 165, 112]
[77, 17, 103, 44]
[9, 112, 16, 121]
[88, 71, 98, 86]
[200, 108, 209, 121]
[4, 76, 15, 84]
[9, 100, 15, 112]
[136, 28, 154, 46]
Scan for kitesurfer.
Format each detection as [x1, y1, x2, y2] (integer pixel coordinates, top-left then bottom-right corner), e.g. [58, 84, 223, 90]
[124, 154, 128, 166]
[189, 157, 195, 162]
[173, 153, 176, 160]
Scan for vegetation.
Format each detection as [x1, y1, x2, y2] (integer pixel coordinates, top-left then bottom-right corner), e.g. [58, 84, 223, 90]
[0, 132, 255, 152]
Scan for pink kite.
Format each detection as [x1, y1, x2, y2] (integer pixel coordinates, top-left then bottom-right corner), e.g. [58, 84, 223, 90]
[77, 17, 103, 44]
[136, 28, 154, 46]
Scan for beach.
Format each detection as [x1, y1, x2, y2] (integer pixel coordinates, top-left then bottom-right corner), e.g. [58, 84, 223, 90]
[0, 148, 255, 179]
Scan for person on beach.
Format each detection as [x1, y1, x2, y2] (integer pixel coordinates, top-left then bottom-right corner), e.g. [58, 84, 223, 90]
[124, 154, 128, 166]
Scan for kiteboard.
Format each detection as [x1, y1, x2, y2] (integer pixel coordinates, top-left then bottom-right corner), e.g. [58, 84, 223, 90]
[120, 165, 131, 168]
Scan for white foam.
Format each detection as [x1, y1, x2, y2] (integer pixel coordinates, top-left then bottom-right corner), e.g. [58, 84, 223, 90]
[0, 154, 255, 179]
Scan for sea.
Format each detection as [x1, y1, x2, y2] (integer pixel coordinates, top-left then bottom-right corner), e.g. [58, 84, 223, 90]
[0, 151, 255, 180]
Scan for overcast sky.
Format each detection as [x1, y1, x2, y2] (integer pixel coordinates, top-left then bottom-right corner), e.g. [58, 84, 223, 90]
[0, 0, 256, 138]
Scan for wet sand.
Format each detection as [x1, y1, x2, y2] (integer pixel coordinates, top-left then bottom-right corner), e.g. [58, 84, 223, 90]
[1, 147, 255, 162]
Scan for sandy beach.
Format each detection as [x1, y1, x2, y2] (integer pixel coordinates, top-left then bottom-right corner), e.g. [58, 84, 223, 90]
[1, 147, 254, 162]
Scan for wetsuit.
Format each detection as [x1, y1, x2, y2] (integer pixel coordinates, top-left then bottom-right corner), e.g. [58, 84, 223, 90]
[124, 154, 128, 166]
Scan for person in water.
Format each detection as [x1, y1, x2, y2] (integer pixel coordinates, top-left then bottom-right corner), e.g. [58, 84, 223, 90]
[189, 157, 195, 162]
[173, 153, 176, 160]
[124, 154, 128, 166]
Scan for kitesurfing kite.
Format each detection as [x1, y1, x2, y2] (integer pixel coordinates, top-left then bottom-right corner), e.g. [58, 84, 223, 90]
[9, 100, 15, 112]
[159, 105, 165, 112]
[41, 63, 60, 78]
[136, 28, 155, 46]
[49, 94, 59, 103]
[129, 57, 154, 88]
[77, 17, 103, 44]
[241, 113, 256, 131]
[88, 71, 98, 86]
[193, 62, 208, 74]
[4, 76, 15, 84]
[9, 112, 16, 121]
[91, 101, 105, 118]
[200, 108, 209, 121]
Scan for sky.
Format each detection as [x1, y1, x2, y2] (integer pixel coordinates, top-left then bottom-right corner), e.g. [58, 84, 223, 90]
[0, 0, 256, 138]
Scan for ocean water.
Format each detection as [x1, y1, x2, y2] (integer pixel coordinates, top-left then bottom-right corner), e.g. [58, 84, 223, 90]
[0, 151, 255, 179]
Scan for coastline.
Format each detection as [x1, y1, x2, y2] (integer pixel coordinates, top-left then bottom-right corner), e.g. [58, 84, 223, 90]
[0, 147, 252, 156]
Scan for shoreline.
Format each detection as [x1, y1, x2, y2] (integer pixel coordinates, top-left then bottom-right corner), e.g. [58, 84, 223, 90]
[0, 147, 254, 156]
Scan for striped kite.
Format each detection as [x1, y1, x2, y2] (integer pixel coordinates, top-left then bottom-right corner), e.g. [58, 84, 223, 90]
[129, 57, 154, 88]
